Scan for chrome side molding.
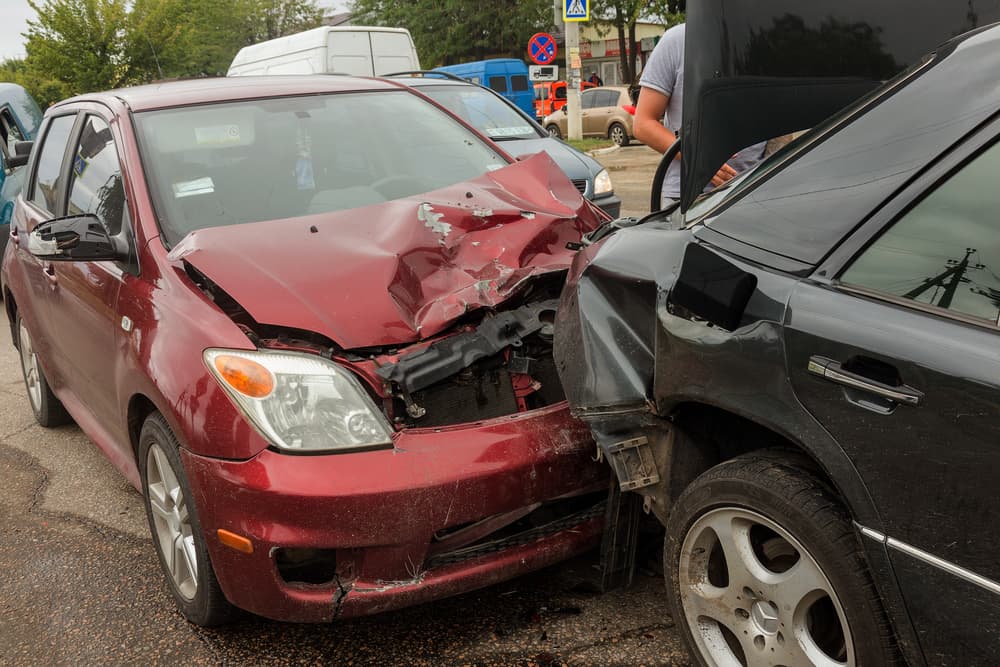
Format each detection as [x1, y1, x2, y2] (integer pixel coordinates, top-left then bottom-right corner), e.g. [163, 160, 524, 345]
[856, 522, 1000, 596]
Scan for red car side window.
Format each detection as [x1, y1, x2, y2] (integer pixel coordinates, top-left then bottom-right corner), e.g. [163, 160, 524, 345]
[67, 115, 126, 237]
[30, 114, 76, 215]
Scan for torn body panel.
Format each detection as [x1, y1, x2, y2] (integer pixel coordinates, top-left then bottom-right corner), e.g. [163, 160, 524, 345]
[168, 152, 606, 350]
[555, 223, 885, 532]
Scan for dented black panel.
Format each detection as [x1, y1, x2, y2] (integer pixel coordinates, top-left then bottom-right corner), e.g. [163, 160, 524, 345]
[553, 224, 684, 415]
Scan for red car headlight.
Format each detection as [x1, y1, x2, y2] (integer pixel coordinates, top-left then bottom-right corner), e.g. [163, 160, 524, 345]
[204, 348, 393, 453]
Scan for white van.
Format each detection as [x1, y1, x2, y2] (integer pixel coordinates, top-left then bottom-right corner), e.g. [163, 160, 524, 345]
[227, 26, 420, 77]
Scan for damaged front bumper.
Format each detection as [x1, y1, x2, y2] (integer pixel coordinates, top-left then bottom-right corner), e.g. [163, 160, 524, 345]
[182, 403, 605, 623]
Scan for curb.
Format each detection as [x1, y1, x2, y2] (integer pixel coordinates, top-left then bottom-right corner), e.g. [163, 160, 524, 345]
[587, 145, 622, 157]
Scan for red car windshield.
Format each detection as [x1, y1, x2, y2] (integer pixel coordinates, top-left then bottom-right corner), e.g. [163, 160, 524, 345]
[134, 90, 508, 246]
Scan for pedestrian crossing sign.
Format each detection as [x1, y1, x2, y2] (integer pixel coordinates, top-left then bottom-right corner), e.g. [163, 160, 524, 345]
[564, 0, 589, 22]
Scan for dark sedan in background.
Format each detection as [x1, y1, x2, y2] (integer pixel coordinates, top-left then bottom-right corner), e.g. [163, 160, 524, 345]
[555, 1, 1000, 665]
[394, 74, 622, 218]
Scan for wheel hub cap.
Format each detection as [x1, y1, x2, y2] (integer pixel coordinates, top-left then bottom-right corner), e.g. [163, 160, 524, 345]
[751, 599, 780, 635]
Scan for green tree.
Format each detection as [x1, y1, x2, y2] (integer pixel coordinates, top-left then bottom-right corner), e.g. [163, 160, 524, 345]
[15, 0, 324, 106]
[242, 0, 325, 43]
[590, 0, 679, 86]
[24, 0, 136, 93]
[0, 57, 69, 109]
[351, 0, 553, 66]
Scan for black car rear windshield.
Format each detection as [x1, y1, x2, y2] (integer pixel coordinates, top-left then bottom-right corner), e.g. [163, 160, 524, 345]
[134, 90, 508, 246]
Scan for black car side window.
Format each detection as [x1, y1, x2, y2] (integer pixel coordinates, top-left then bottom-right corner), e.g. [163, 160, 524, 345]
[488, 76, 508, 94]
[840, 140, 1000, 324]
[30, 114, 76, 215]
[67, 116, 126, 237]
[582, 91, 599, 110]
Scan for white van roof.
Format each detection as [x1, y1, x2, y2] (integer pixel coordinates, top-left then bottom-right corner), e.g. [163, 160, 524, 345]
[229, 26, 414, 68]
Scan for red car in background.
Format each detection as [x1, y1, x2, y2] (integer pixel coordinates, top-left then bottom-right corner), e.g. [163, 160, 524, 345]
[2, 76, 608, 625]
[533, 80, 597, 119]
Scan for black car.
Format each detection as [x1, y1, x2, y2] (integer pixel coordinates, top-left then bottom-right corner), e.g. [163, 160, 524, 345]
[555, 3, 1000, 665]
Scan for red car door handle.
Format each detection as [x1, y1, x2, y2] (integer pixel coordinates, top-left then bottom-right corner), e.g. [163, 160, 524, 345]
[807, 356, 924, 406]
[10, 229, 18, 246]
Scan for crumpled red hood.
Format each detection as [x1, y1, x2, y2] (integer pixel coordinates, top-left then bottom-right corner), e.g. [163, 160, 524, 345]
[168, 152, 606, 349]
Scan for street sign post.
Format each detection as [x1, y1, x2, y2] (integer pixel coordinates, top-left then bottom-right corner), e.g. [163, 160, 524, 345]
[560, 0, 586, 138]
[528, 32, 558, 65]
[564, 0, 589, 22]
[529, 65, 559, 82]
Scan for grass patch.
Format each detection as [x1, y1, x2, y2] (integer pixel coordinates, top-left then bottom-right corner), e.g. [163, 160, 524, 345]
[565, 138, 616, 153]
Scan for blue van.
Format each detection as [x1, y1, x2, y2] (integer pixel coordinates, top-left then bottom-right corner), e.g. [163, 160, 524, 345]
[434, 59, 534, 118]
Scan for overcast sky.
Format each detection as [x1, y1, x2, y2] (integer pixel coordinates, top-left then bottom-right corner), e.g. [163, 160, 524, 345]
[0, 1, 350, 62]
[0, 1, 35, 61]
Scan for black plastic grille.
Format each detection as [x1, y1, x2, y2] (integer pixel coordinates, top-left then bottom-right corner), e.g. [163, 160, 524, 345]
[425, 501, 605, 569]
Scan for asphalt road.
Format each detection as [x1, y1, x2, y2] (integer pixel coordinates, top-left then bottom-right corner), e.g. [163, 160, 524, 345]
[0, 146, 690, 667]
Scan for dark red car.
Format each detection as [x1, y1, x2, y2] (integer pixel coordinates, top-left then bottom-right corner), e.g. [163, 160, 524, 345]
[2, 76, 607, 625]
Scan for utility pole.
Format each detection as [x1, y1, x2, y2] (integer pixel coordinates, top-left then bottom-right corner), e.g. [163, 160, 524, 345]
[904, 247, 985, 309]
[557, 0, 585, 140]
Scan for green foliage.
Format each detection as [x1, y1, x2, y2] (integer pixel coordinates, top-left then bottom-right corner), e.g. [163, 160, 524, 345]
[0, 57, 69, 109]
[350, 0, 553, 66]
[588, 0, 683, 85]
[24, 0, 133, 94]
[565, 137, 614, 152]
[242, 0, 325, 43]
[8, 0, 324, 107]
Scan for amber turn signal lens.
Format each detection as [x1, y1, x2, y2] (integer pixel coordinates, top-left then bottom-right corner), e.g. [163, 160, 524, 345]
[217, 529, 254, 554]
[213, 354, 275, 398]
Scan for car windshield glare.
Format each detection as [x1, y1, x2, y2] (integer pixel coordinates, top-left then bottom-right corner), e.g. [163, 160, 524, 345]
[419, 85, 539, 141]
[134, 90, 508, 245]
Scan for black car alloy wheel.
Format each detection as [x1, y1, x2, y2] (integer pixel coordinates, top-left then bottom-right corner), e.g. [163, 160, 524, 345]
[665, 450, 901, 666]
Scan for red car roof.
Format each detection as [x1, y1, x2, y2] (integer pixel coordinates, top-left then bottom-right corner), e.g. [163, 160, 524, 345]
[53, 75, 401, 113]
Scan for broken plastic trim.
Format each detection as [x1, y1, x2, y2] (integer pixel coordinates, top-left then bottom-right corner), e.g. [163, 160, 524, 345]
[376, 299, 559, 396]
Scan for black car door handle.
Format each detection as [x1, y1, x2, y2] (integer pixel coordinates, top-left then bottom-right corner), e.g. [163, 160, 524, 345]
[807, 356, 924, 407]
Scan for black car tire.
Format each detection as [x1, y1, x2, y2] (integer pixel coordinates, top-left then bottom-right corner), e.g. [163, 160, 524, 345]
[139, 412, 235, 626]
[609, 122, 630, 147]
[665, 450, 900, 666]
[16, 314, 71, 427]
[546, 124, 562, 139]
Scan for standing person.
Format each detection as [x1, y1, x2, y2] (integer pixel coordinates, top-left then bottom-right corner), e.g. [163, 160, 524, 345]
[634, 23, 764, 208]
[588, 71, 603, 86]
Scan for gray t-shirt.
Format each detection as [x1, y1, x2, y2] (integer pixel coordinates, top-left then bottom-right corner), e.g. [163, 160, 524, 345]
[640, 23, 765, 206]
[639, 23, 685, 201]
